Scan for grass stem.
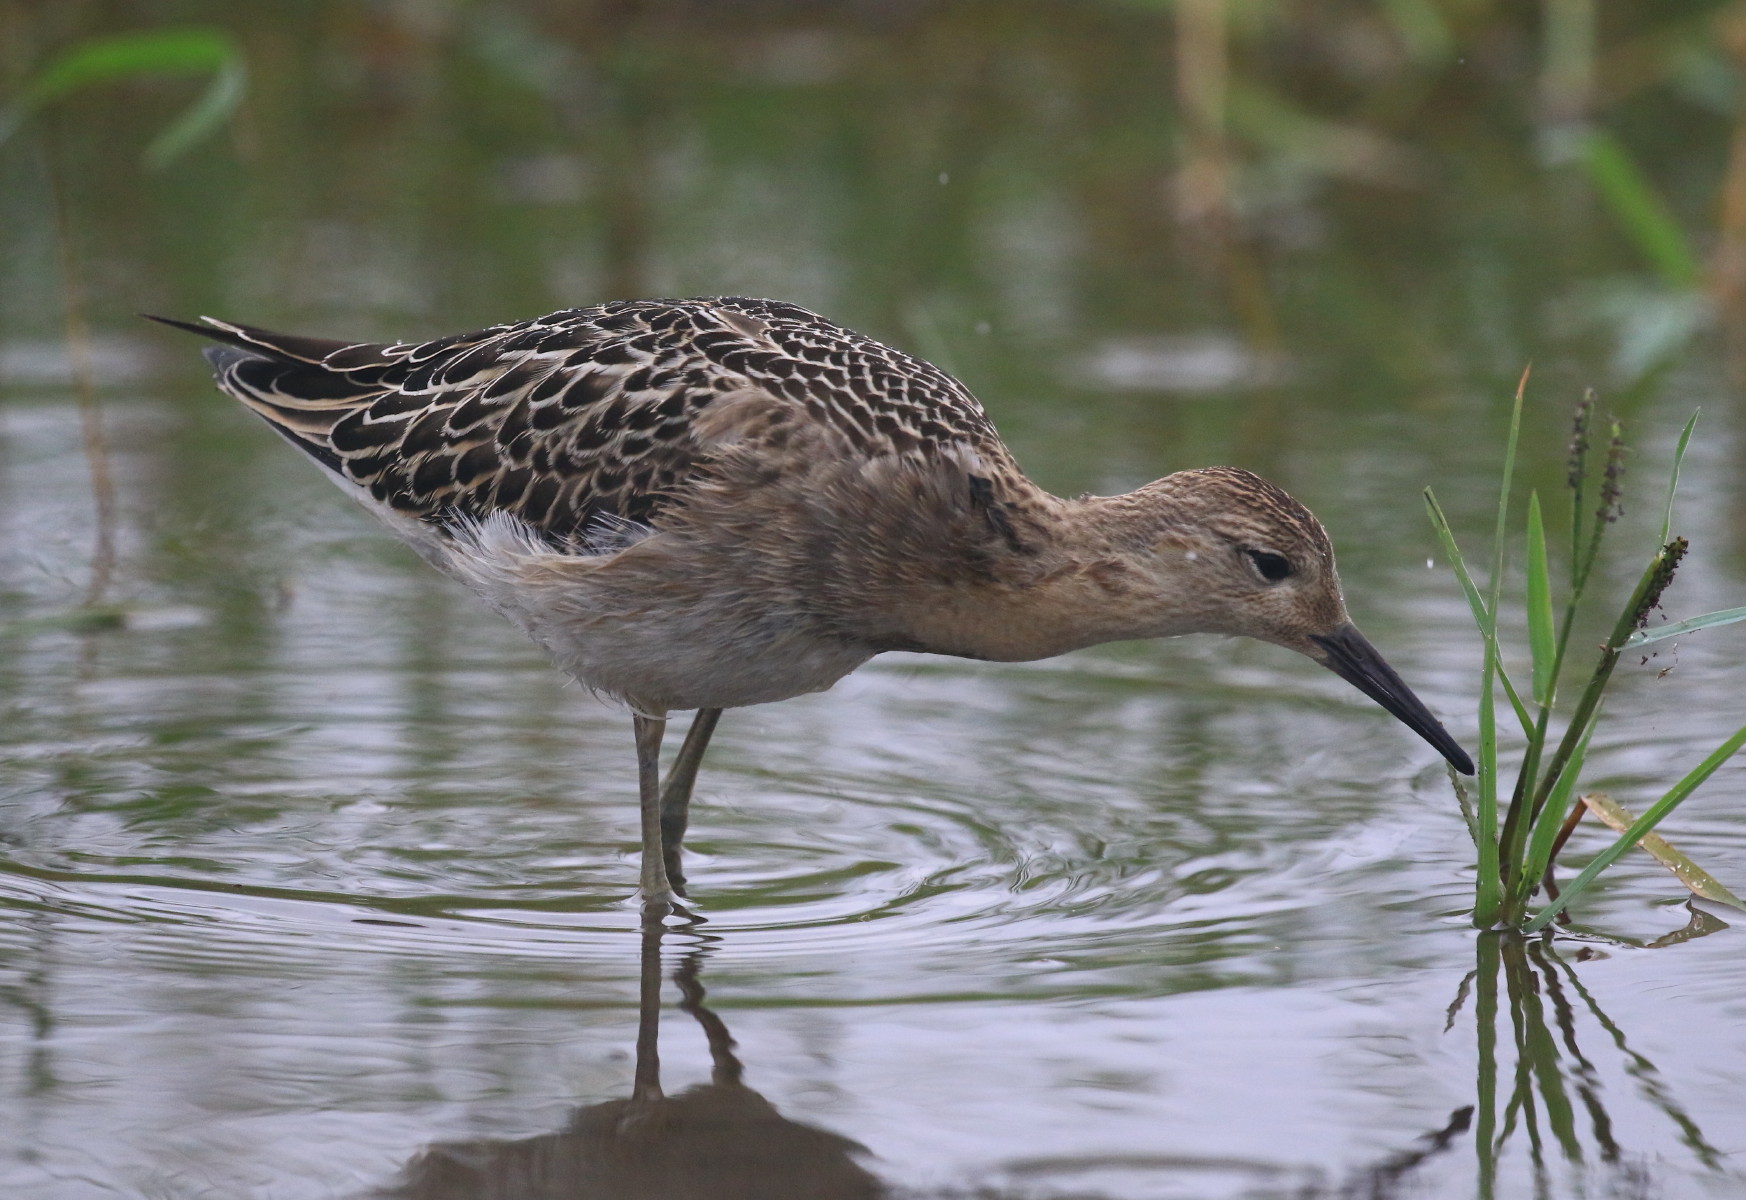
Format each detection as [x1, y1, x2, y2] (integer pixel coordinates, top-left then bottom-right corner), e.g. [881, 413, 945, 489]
[45, 135, 116, 610]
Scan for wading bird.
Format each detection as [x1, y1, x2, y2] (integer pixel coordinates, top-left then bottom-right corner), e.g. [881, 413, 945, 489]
[152, 298, 1473, 919]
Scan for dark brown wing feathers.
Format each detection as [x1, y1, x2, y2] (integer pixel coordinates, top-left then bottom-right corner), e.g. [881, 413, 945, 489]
[152, 298, 1008, 549]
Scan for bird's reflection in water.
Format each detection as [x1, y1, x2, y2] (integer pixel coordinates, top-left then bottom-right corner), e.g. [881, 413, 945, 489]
[373, 909, 1728, 1200]
[373, 925, 882, 1200]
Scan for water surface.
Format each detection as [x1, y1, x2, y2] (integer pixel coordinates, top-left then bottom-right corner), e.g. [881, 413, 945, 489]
[3, 5, 1745, 1197]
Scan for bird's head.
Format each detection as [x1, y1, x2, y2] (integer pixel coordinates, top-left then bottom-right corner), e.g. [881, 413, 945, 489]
[1106, 467, 1474, 775]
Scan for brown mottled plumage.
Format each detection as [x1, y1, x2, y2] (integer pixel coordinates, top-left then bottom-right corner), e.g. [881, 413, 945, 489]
[174, 297, 1010, 543]
[152, 297, 1471, 919]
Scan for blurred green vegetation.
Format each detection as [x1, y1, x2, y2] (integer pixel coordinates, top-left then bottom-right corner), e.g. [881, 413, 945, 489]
[0, 26, 243, 166]
[3, 0, 1741, 375]
[1, 0, 1743, 559]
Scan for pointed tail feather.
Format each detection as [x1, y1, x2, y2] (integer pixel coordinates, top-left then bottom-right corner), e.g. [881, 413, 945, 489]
[141, 313, 355, 366]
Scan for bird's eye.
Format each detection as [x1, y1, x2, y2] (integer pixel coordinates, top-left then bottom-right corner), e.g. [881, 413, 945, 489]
[1246, 549, 1293, 582]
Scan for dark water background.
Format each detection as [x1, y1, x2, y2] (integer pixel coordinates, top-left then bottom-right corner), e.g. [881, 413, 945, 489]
[3, 3, 1746, 1197]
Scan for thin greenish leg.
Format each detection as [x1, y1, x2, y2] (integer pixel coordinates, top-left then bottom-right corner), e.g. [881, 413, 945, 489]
[633, 711, 682, 920]
[660, 708, 722, 895]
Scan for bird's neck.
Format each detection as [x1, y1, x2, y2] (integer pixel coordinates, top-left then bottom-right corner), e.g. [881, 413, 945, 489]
[857, 485, 1194, 663]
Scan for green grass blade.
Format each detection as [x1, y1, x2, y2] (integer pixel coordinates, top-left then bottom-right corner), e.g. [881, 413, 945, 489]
[14, 30, 238, 102]
[1425, 489, 1492, 633]
[1524, 720, 1746, 932]
[0, 29, 244, 165]
[1624, 605, 1746, 648]
[1504, 488, 1563, 896]
[1580, 129, 1702, 289]
[1526, 492, 1556, 706]
[1659, 411, 1699, 546]
[1494, 666, 1534, 745]
[1490, 373, 1526, 614]
[1425, 489, 1534, 739]
[1580, 792, 1746, 912]
[1423, 487, 1507, 917]
[1469, 371, 1529, 926]
[144, 54, 245, 168]
[1473, 647, 1503, 923]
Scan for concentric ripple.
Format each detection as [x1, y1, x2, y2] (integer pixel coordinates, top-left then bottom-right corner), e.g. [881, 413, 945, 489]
[0, 620, 1489, 997]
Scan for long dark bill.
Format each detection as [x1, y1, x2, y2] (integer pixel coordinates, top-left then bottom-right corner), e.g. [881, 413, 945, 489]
[1310, 623, 1475, 776]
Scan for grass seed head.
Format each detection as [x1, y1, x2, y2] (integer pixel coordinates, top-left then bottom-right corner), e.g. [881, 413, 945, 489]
[1567, 392, 1593, 493]
[1598, 420, 1626, 524]
[1634, 537, 1689, 629]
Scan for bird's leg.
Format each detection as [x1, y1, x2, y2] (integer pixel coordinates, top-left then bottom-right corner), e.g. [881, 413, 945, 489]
[633, 711, 683, 919]
[659, 708, 722, 895]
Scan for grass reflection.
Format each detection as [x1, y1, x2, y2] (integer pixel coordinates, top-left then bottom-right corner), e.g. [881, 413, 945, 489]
[1462, 929, 1725, 1199]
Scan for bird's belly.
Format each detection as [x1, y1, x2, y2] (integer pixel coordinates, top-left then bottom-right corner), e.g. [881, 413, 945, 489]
[435, 516, 873, 713]
[542, 612, 873, 712]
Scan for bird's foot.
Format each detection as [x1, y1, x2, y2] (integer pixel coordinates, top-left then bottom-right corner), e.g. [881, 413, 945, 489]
[640, 888, 706, 926]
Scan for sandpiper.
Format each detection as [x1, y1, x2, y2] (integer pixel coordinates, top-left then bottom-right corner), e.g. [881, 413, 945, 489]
[152, 297, 1473, 918]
